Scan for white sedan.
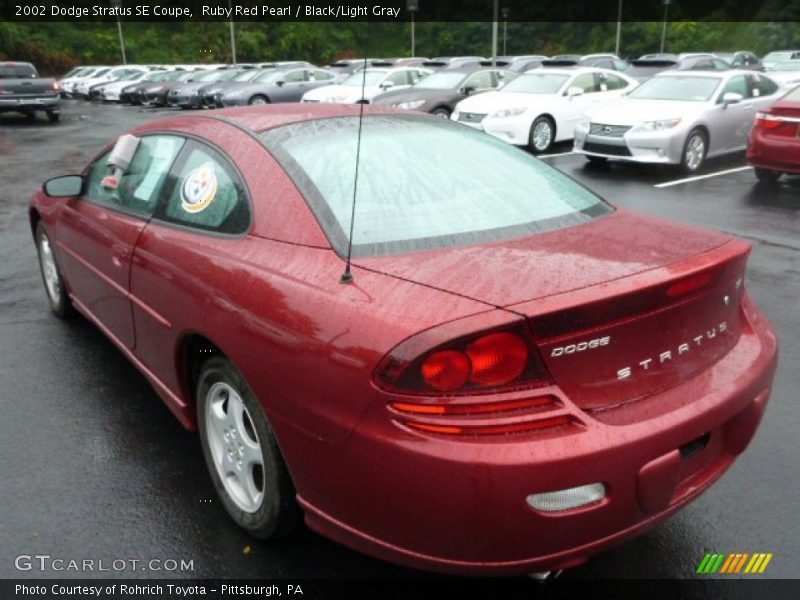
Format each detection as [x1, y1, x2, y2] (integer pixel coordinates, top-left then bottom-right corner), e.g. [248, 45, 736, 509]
[451, 67, 638, 153]
[301, 67, 431, 103]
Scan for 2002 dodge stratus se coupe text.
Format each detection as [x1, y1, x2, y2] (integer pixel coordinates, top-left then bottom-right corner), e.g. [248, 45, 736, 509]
[29, 105, 777, 575]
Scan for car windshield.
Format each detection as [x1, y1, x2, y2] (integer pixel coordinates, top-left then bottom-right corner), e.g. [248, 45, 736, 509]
[92, 68, 111, 77]
[764, 52, 794, 64]
[772, 61, 800, 72]
[253, 70, 286, 83]
[216, 69, 249, 82]
[500, 73, 569, 94]
[260, 115, 610, 257]
[414, 71, 468, 89]
[342, 71, 388, 86]
[628, 76, 721, 101]
[234, 69, 264, 81]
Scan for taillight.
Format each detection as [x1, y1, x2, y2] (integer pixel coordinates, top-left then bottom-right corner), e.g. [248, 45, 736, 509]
[666, 270, 713, 298]
[755, 112, 782, 130]
[377, 325, 551, 395]
[53, 82, 60, 92]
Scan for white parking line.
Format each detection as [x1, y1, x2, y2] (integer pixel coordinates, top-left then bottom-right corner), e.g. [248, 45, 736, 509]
[538, 150, 576, 159]
[654, 166, 753, 189]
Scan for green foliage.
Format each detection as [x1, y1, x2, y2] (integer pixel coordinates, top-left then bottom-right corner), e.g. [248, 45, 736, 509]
[1, 20, 798, 75]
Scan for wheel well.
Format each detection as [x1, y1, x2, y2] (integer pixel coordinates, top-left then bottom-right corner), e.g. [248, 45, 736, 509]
[535, 113, 557, 138]
[29, 207, 41, 239]
[179, 334, 224, 407]
[692, 125, 710, 148]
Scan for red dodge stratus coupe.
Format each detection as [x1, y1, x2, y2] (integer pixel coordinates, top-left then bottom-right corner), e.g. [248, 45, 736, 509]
[30, 104, 777, 575]
[747, 84, 800, 182]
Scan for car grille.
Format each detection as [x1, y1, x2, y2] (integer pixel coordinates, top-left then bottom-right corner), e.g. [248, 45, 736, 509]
[458, 112, 487, 123]
[589, 123, 632, 137]
[583, 142, 632, 156]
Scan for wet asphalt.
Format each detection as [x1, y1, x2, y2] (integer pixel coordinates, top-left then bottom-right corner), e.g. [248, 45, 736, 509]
[0, 101, 797, 582]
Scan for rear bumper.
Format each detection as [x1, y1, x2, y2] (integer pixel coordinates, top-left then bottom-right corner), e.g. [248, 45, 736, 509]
[282, 297, 777, 575]
[747, 128, 800, 174]
[0, 96, 59, 112]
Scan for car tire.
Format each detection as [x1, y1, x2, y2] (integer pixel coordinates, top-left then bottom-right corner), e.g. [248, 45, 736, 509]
[754, 167, 781, 183]
[46, 111, 60, 123]
[528, 115, 555, 154]
[248, 95, 269, 106]
[197, 356, 299, 540]
[679, 128, 707, 174]
[35, 222, 73, 318]
[431, 107, 451, 118]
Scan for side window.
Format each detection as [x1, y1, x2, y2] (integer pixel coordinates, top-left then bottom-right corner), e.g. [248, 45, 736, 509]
[719, 75, 750, 101]
[570, 72, 597, 93]
[713, 59, 730, 70]
[283, 70, 306, 83]
[691, 59, 714, 70]
[408, 70, 425, 84]
[601, 73, 629, 91]
[749, 74, 778, 98]
[159, 143, 250, 235]
[311, 69, 334, 81]
[84, 135, 185, 217]
[464, 71, 494, 90]
[387, 71, 411, 86]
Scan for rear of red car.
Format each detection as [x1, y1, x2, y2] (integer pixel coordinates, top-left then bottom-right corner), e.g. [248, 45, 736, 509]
[258, 113, 778, 575]
[747, 86, 800, 176]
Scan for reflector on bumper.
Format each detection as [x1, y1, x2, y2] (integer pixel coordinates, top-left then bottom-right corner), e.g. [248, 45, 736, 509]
[527, 483, 606, 512]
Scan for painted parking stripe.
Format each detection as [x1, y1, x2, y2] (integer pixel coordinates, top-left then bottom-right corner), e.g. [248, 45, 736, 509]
[654, 166, 753, 189]
[538, 150, 576, 159]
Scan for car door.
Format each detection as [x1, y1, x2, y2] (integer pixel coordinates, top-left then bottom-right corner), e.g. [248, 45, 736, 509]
[55, 135, 185, 348]
[560, 71, 600, 137]
[129, 140, 252, 395]
[272, 69, 309, 102]
[713, 74, 752, 151]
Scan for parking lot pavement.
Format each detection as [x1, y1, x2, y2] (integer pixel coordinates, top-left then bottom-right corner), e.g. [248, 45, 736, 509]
[0, 101, 798, 581]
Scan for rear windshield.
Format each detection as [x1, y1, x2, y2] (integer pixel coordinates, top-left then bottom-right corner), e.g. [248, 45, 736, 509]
[0, 64, 37, 78]
[259, 115, 610, 257]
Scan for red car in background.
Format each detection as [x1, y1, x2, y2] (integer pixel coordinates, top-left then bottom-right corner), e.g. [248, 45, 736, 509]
[747, 85, 800, 181]
[29, 105, 777, 575]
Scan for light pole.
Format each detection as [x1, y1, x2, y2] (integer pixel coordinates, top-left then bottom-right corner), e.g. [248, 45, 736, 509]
[491, 0, 499, 66]
[407, 0, 418, 58]
[110, 0, 126, 64]
[615, 0, 622, 56]
[501, 7, 510, 56]
[228, 0, 237, 64]
[660, 0, 671, 54]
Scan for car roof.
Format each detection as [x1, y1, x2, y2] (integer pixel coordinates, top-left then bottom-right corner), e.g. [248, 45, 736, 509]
[652, 69, 742, 78]
[133, 104, 410, 136]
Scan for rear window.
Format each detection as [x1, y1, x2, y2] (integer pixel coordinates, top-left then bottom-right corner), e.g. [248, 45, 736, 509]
[259, 115, 611, 257]
[0, 64, 37, 78]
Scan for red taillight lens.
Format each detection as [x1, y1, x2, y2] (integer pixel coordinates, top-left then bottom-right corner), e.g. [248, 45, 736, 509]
[378, 325, 551, 395]
[421, 350, 470, 391]
[666, 271, 713, 298]
[466, 332, 529, 386]
[53, 82, 61, 92]
[755, 112, 782, 130]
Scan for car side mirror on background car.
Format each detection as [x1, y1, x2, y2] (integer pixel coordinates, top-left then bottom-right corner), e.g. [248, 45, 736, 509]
[722, 92, 744, 106]
[462, 85, 477, 95]
[43, 174, 83, 197]
[380, 81, 395, 90]
[566, 86, 585, 98]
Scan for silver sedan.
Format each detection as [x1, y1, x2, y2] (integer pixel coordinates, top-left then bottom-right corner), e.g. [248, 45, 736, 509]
[574, 70, 783, 173]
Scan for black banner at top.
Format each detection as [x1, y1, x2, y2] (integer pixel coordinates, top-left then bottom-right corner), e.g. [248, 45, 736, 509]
[4, 0, 800, 22]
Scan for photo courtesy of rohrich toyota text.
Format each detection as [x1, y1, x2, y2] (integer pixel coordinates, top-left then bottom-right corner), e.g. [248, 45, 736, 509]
[0, 1, 798, 598]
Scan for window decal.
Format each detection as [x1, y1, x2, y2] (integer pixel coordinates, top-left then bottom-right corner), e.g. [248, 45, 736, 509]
[180, 162, 218, 214]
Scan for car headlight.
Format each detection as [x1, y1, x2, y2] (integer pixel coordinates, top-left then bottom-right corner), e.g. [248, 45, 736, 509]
[394, 99, 426, 110]
[492, 107, 527, 119]
[225, 89, 247, 97]
[633, 118, 682, 133]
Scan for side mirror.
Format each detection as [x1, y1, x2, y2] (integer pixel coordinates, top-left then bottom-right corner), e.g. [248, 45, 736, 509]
[722, 91, 743, 106]
[462, 85, 477, 95]
[566, 86, 585, 98]
[380, 81, 395, 90]
[43, 174, 83, 197]
[276, 80, 285, 87]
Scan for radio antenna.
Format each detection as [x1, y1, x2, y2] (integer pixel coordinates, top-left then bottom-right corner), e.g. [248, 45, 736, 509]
[340, 44, 369, 284]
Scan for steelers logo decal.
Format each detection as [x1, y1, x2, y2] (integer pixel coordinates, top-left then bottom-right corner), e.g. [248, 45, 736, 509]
[180, 163, 218, 214]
